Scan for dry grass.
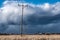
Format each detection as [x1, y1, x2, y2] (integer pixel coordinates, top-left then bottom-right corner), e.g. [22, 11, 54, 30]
[0, 35, 60, 40]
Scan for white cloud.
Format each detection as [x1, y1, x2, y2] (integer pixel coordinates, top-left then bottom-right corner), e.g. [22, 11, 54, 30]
[52, 2, 60, 15]
[1, 1, 60, 18]
[40, 3, 51, 11]
[0, 1, 60, 24]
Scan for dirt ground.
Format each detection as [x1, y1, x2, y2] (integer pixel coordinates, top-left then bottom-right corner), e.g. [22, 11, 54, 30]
[0, 35, 60, 40]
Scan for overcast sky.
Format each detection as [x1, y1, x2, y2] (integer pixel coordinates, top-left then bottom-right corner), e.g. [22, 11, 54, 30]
[0, 0, 60, 34]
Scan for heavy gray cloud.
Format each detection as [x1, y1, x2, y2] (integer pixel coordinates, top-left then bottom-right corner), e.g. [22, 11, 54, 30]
[0, 1, 60, 34]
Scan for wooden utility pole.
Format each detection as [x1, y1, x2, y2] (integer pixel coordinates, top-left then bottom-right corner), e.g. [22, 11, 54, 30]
[18, 0, 26, 36]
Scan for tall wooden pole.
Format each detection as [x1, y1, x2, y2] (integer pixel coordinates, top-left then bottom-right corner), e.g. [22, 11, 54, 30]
[21, 4, 24, 36]
[18, 0, 24, 36]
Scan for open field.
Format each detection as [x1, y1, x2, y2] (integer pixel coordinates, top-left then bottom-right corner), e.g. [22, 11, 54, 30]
[0, 35, 60, 40]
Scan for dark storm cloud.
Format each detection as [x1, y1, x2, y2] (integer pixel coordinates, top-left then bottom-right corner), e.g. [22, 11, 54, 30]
[24, 14, 60, 25]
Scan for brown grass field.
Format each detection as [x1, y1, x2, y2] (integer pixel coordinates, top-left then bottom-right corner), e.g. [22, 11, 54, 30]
[0, 35, 60, 40]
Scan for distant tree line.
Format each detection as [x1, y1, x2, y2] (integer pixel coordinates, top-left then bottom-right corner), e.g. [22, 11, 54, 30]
[34, 32, 60, 35]
[0, 32, 60, 35]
